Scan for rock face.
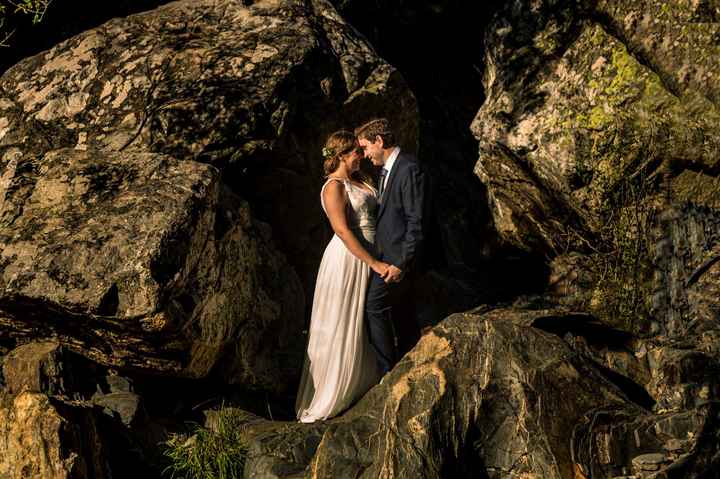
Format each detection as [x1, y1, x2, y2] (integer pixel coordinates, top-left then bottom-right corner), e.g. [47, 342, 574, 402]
[243, 308, 718, 478]
[473, 0, 720, 256]
[3, 341, 75, 396]
[464, 1, 720, 476]
[474, 0, 720, 333]
[0, 0, 418, 300]
[0, 1, 176, 75]
[0, 341, 108, 479]
[0, 340, 166, 479]
[0, 0, 418, 387]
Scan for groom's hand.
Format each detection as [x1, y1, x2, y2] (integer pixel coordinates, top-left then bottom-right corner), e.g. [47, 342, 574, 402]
[384, 265, 403, 283]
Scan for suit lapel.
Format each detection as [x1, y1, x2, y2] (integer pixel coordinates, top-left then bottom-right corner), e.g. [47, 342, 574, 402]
[377, 154, 403, 220]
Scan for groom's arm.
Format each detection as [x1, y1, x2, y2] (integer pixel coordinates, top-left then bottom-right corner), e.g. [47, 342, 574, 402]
[397, 161, 425, 272]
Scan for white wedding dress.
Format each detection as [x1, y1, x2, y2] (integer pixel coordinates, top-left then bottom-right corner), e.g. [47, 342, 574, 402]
[295, 177, 382, 423]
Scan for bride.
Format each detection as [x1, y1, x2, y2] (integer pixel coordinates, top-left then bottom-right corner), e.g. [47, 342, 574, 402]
[295, 130, 389, 423]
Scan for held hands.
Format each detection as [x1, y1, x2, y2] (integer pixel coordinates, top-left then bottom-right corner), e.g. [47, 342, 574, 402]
[371, 261, 391, 279]
[370, 261, 403, 283]
[384, 265, 403, 283]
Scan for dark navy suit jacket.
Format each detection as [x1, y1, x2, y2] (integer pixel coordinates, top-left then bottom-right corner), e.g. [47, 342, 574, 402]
[375, 151, 425, 273]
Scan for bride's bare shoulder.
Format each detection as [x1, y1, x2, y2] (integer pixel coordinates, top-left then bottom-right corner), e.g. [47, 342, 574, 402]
[322, 178, 347, 200]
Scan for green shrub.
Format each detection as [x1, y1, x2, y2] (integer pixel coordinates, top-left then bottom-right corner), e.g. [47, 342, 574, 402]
[162, 406, 250, 479]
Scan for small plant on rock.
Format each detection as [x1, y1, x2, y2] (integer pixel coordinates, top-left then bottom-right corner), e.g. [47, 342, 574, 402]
[162, 406, 250, 479]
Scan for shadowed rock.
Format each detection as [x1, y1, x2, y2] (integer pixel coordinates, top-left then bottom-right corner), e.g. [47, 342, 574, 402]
[241, 307, 720, 477]
[0, 147, 303, 388]
[3, 341, 69, 395]
[473, 0, 720, 255]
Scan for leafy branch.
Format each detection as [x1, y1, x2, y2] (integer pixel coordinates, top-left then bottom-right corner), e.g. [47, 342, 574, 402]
[0, 0, 52, 47]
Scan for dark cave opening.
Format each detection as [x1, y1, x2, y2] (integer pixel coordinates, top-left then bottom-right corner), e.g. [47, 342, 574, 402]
[335, 0, 551, 313]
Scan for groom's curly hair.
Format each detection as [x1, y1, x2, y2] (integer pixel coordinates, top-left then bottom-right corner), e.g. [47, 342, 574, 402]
[354, 118, 397, 148]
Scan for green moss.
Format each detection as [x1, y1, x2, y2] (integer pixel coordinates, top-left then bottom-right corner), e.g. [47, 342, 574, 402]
[535, 19, 720, 331]
[588, 105, 612, 130]
[562, 26, 665, 331]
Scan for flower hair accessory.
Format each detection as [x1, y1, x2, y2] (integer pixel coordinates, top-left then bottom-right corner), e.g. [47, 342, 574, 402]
[322, 147, 335, 158]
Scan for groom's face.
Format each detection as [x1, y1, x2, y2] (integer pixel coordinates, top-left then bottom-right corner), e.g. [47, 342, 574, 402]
[358, 136, 384, 166]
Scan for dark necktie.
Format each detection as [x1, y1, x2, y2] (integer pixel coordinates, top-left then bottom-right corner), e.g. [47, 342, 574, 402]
[378, 169, 387, 200]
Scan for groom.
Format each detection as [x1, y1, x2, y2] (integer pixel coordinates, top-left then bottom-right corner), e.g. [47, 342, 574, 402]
[356, 118, 425, 376]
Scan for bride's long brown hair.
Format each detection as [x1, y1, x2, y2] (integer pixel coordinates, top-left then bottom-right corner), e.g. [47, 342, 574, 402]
[322, 130, 372, 186]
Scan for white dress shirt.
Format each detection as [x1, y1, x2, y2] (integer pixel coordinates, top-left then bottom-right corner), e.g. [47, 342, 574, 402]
[381, 146, 401, 192]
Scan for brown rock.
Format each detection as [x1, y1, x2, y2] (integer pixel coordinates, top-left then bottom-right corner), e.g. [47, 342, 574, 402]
[3, 341, 68, 395]
[0, 0, 418, 304]
[0, 0, 420, 390]
[0, 390, 107, 479]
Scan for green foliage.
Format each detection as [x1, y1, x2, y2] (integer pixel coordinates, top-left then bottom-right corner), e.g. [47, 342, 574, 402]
[589, 172, 656, 332]
[162, 406, 250, 479]
[0, 0, 52, 47]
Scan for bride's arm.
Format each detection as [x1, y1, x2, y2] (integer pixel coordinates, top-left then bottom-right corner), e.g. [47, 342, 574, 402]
[323, 181, 389, 278]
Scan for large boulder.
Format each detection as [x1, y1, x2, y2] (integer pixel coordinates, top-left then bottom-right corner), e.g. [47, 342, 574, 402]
[0, 148, 301, 388]
[0, 0, 418, 387]
[474, 0, 720, 333]
[242, 307, 719, 478]
[473, 0, 720, 254]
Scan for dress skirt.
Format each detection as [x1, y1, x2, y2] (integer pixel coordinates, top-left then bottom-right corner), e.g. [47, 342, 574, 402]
[295, 230, 381, 423]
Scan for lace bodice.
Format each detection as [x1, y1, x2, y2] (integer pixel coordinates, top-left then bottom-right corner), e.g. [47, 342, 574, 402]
[321, 178, 377, 241]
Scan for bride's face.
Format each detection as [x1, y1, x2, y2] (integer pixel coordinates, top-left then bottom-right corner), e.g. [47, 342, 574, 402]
[342, 146, 362, 173]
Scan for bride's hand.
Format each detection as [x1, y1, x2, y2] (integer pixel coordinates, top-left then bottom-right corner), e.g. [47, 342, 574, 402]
[371, 261, 391, 278]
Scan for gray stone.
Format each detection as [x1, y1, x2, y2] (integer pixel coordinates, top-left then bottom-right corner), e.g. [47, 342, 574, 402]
[632, 452, 667, 471]
[93, 391, 142, 427]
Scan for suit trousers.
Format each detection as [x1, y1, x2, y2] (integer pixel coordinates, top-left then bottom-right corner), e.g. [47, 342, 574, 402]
[365, 271, 419, 375]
